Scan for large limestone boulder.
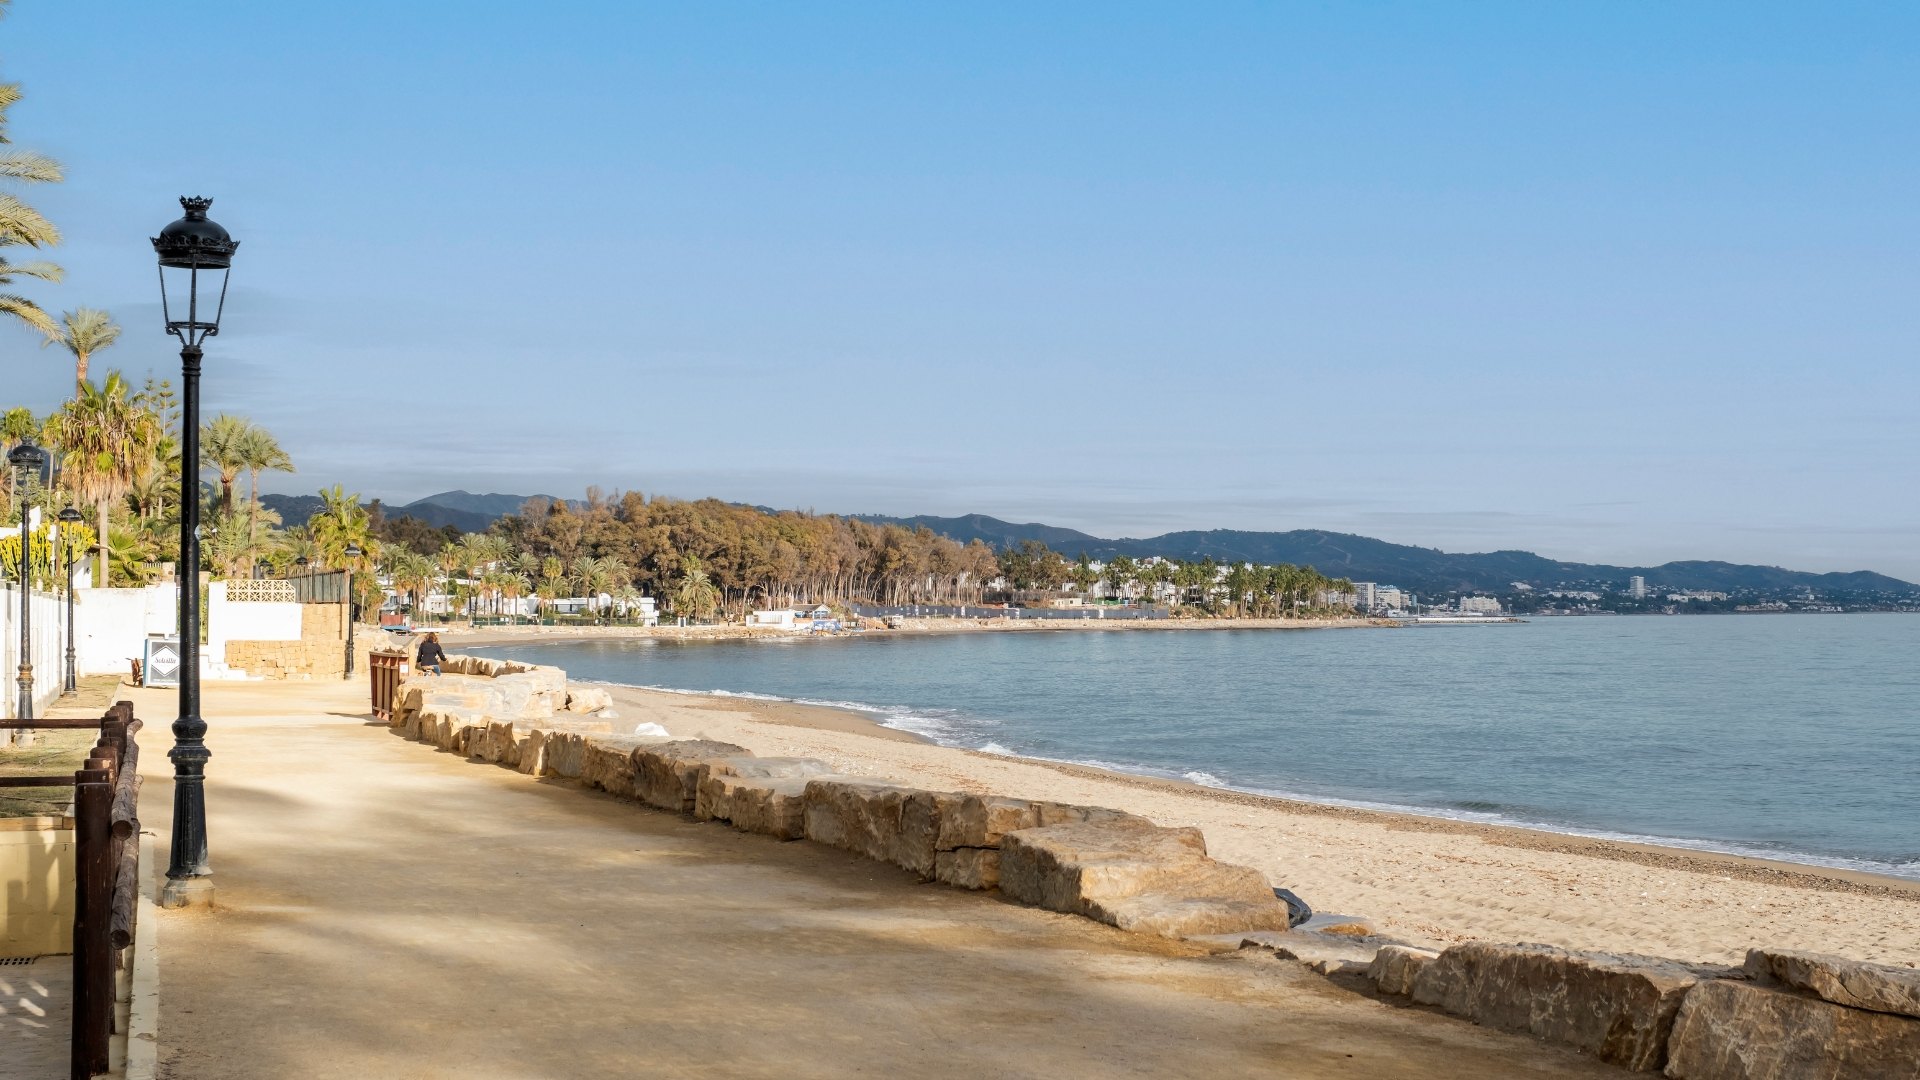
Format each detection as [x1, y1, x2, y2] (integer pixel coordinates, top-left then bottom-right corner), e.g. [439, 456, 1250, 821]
[1665, 978, 1920, 1079]
[997, 817, 1292, 939]
[465, 720, 518, 765]
[564, 687, 614, 714]
[1744, 948, 1920, 1020]
[632, 740, 750, 812]
[1370, 944, 1440, 997]
[517, 727, 549, 775]
[392, 678, 491, 731]
[542, 732, 590, 779]
[695, 773, 819, 840]
[802, 779, 923, 867]
[1410, 942, 1706, 1072]
[693, 757, 834, 821]
[937, 794, 1041, 850]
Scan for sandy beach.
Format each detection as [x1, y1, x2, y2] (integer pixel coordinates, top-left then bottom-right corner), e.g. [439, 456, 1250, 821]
[562, 679, 1920, 970]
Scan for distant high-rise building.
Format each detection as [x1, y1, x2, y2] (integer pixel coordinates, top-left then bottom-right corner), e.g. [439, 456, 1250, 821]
[1352, 582, 1378, 609]
[1628, 576, 1647, 599]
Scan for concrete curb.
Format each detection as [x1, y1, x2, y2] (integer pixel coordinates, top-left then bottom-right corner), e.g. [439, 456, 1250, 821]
[123, 831, 159, 1080]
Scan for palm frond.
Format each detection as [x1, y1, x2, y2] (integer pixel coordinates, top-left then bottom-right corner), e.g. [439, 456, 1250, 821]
[0, 151, 61, 183]
[0, 292, 57, 335]
[0, 194, 61, 248]
[0, 256, 62, 283]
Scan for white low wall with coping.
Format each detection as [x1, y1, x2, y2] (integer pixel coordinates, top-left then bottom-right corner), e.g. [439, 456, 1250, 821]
[206, 580, 302, 664]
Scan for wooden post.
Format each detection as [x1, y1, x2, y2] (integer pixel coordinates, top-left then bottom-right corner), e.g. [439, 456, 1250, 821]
[71, 766, 113, 1079]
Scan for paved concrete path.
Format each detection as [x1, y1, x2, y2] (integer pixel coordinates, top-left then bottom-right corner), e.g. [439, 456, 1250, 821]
[136, 681, 1620, 1079]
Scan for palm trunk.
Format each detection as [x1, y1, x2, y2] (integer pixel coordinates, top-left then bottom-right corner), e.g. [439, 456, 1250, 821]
[94, 497, 109, 588]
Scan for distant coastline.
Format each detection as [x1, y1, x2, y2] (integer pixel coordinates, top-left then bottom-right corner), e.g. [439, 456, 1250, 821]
[440, 615, 1406, 648]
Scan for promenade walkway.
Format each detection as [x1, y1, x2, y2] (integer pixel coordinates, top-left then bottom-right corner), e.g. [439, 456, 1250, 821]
[135, 681, 1618, 1079]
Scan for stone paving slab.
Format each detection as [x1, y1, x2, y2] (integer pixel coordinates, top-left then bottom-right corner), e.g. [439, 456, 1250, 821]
[0, 955, 70, 1080]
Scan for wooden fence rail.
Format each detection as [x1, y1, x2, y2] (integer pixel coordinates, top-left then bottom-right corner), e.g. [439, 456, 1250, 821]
[4, 700, 142, 1080]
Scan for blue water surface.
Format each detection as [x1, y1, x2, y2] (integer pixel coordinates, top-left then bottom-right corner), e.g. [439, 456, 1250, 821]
[475, 615, 1920, 879]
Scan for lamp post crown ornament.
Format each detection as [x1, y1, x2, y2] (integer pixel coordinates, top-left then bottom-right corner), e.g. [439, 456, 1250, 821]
[151, 196, 239, 267]
[8, 440, 46, 470]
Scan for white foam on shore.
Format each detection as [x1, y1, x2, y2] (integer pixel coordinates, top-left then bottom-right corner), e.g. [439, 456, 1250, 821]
[503, 668, 1920, 884]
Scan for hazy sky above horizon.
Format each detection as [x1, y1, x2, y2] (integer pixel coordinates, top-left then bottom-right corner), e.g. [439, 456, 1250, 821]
[5, 3, 1918, 578]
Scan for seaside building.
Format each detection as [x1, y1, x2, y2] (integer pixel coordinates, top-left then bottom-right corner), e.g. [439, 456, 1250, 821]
[1457, 596, 1503, 614]
[1628, 576, 1648, 599]
[1352, 582, 1377, 609]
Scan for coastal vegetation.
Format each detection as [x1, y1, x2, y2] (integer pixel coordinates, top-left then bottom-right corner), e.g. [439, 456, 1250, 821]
[344, 494, 1357, 621]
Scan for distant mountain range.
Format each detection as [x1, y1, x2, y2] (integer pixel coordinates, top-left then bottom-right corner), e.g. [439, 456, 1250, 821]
[851, 514, 1917, 596]
[260, 492, 1916, 595]
[263, 490, 558, 535]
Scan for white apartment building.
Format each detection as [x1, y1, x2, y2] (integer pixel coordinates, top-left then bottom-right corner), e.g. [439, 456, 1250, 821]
[1457, 596, 1503, 614]
[1628, 576, 1648, 599]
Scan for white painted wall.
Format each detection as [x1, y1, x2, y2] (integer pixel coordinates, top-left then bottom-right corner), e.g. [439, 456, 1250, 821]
[205, 581, 303, 663]
[0, 586, 64, 720]
[74, 585, 178, 677]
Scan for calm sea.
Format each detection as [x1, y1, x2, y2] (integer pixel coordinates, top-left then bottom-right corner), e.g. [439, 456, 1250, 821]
[473, 615, 1920, 880]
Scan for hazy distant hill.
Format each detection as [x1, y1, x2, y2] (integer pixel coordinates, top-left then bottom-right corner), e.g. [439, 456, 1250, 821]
[263, 490, 556, 533]
[260, 493, 1912, 594]
[856, 514, 1916, 595]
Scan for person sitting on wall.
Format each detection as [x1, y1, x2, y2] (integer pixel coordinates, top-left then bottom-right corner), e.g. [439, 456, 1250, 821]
[416, 632, 447, 676]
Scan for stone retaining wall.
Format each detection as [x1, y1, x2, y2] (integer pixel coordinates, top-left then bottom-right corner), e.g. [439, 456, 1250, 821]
[382, 656, 1920, 1078]
[1363, 938, 1920, 1076]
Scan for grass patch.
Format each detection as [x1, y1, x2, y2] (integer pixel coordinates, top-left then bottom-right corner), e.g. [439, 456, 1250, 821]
[0, 675, 136, 818]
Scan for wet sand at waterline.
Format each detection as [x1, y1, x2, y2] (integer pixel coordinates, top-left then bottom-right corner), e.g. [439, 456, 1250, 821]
[595, 682, 1920, 968]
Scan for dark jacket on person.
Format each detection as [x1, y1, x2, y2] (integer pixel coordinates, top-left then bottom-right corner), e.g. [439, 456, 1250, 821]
[417, 639, 447, 667]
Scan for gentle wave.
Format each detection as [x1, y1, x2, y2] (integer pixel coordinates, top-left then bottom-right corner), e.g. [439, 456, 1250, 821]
[576, 676, 1920, 882]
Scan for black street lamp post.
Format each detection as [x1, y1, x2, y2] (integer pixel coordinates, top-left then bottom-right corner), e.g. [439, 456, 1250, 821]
[153, 196, 238, 909]
[343, 543, 361, 680]
[9, 441, 46, 722]
[58, 506, 82, 695]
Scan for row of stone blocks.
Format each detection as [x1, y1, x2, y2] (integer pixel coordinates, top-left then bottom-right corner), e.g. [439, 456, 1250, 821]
[390, 696, 1294, 941]
[389, 658, 613, 734]
[1363, 940, 1920, 1077]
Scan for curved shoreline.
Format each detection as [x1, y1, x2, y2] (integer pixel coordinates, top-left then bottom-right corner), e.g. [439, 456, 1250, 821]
[643, 681, 1920, 899]
[459, 627, 1920, 897]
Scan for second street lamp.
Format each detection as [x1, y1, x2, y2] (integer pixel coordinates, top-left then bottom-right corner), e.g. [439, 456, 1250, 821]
[342, 543, 362, 680]
[59, 506, 82, 695]
[9, 440, 47, 721]
[153, 195, 239, 908]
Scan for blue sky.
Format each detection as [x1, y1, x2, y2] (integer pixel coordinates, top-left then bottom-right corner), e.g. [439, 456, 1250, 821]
[5, 3, 1918, 578]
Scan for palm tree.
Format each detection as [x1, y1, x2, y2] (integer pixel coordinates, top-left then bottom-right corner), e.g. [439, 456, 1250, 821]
[437, 542, 465, 621]
[272, 525, 317, 574]
[309, 484, 378, 575]
[41, 308, 119, 394]
[103, 524, 156, 586]
[0, 75, 63, 338]
[384, 550, 434, 616]
[671, 555, 720, 621]
[49, 372, 162, 586]
[199, 413, 251, 515]
[235, 422, 293, 555]
[1104, 555, 1137, 603]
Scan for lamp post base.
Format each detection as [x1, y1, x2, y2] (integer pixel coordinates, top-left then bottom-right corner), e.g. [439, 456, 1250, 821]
[159, 876, 215, 910]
